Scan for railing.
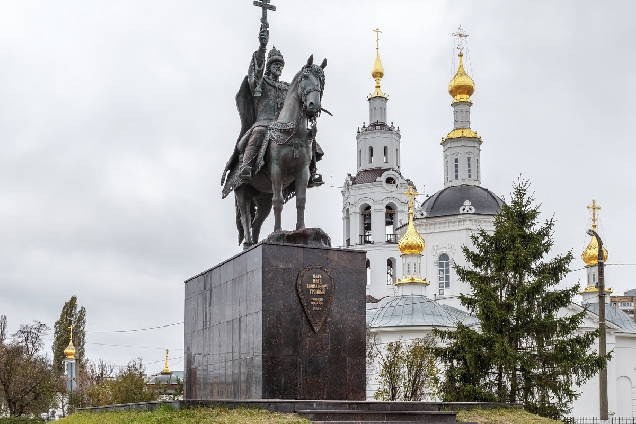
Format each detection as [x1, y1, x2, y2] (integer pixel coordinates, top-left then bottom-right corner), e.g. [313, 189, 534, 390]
[359, 234, 373, 244]
[385, 234, 398, 244]
[564, 418, 636, 424]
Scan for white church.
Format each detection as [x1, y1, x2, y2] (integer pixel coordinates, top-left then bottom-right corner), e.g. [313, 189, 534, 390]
[341, 28, 636, 419]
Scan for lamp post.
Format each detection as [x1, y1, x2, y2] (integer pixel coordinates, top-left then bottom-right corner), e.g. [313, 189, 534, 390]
[587, 228, 608, 421]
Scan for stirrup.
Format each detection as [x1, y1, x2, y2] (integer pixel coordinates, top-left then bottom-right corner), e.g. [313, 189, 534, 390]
[239, 165, 252, 179]
[308, 173, 324, 188]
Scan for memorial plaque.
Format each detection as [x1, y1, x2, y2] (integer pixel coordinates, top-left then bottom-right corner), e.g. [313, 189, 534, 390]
[296, 265, 335, 332]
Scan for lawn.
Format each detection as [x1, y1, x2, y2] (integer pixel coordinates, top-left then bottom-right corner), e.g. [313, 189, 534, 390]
[58, 406, 310, 424]
[456, 408, 562, 423]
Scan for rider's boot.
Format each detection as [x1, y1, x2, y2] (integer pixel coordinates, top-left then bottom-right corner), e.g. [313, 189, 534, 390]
[307, 172, 324, 188]
[239, 143, 259, 181]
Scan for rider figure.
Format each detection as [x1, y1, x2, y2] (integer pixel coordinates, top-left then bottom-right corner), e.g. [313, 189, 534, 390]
[238, 25, 288, 180]
[237, 25, 322, 187]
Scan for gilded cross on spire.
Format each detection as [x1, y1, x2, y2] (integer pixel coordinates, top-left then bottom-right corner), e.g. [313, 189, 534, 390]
[587, 199, 601, 231]
[373, 27, 382, 51]
[452, 25, 469, 53]
[403, 185, 419, 212]
[68, 324, 74, 343]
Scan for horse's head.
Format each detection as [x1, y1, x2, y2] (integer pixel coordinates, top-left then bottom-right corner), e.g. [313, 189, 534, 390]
[298, 55, 327, 117]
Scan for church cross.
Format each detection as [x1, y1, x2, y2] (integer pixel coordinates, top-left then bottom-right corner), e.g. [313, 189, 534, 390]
[452, 25, 469, 53]
[373, 28, 382, 51]
[403, 185, 419, 210]
[68, 324, 74, 343]
[253, 0, 276, 27]
[587, 199, 601, 231]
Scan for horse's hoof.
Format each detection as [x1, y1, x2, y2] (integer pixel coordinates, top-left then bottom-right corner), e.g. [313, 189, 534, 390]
[242, 243, 253, 250]
[296, 225, 306, 231]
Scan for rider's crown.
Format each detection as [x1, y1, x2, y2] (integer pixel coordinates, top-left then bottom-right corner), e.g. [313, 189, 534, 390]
[267, 46, 285, 68]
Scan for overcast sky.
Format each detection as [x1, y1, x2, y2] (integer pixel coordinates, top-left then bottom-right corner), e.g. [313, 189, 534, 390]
[1, 1, 635, 370]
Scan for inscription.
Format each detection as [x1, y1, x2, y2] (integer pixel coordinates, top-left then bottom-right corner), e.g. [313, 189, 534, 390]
[296, 266, 336, 332]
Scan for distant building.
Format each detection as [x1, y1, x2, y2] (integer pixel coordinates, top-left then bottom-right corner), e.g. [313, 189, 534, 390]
[147, 350, 183, 399]
[611, 289, 636, 322]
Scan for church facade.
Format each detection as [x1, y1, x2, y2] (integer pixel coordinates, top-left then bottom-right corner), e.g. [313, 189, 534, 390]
[343, 30, 636, 419]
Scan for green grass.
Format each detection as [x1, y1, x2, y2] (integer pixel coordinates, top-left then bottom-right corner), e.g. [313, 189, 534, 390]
[456, 408, 562, 423]
[59, 406, 310, 424]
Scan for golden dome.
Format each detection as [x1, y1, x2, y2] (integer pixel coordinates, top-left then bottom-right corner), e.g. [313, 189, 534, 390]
[64, 325, 76, 359]
[448, 52, 475, 103]
[162, 349, 171, 374]
[398, 187, 425, 255]
[582, 199, 608, 266]
[369, 28, 387, 99]
[582, 235, 608, 266]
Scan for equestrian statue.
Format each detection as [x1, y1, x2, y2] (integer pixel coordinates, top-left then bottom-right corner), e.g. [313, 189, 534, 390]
[221, 1, 328, 249]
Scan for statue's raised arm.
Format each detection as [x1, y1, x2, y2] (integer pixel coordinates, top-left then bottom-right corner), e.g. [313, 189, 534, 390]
[249, 25, 269, 97]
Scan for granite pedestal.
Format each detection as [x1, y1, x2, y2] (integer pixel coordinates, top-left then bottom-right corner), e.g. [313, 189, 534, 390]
[184, 242, 367, 400]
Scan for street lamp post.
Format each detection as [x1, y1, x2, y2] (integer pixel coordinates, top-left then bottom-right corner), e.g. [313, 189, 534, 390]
[587, 229, 608, 421]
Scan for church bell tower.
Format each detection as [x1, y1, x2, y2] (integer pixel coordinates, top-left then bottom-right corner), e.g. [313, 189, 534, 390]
[342, 29, 411, 300]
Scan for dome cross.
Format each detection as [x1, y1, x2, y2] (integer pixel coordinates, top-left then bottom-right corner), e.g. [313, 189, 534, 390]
[587, 199, 601, 231]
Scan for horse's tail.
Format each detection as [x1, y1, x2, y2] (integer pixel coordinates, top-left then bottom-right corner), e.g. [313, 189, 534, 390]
[235, 197, 244, 246]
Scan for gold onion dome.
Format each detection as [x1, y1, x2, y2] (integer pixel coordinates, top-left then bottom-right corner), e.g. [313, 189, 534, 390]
[398, 188, 425, 255]
[582, 235, 608, 266]
[64, 326, 76, 359]
[370, 28, 387, 98]
[448, 52, 475, 103]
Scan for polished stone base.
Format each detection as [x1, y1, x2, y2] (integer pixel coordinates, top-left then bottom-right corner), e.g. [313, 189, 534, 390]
[184, 242, 366, 400]
[264, 228, 332, 248]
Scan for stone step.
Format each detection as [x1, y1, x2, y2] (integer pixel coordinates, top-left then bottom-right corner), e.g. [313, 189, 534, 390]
[311, 422, 460, 424]
[296, 409, 457, 423]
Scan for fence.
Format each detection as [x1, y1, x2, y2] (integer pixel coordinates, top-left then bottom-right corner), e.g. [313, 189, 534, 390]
[564, 418, 636, 424]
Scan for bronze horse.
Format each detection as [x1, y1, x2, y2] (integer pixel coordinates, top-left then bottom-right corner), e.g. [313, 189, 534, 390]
[222, 55, 327, 248]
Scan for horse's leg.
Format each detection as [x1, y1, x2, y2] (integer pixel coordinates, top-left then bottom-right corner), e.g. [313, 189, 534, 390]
[235, 186, 253, 248]
[295, 164, 310, 230]
[252, 192, 273, 242]
[271, 162, 284, 232]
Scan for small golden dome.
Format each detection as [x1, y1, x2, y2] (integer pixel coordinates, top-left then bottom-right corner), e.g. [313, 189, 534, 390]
[372, 51, 384, 80]
[448, 52, 475, 103]
[582, 235, 608, 266]
[162, 349, 171, 374]
[398, 187, 425, 255]
[64, 335, 76, 359]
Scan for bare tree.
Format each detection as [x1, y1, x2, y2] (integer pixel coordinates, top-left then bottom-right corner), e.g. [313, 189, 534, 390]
[0, 321, 56, 416]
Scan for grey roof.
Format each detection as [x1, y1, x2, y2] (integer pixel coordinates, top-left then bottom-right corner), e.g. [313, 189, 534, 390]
[421, 185, 503, 218]
[352, 168, 392, 185]
[584, 302, 636, 333]
[624, 289, 636, 296]
[367, 295, 478, 328]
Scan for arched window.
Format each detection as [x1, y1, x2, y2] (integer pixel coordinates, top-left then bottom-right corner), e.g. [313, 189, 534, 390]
[467, 156, 472, 179]
[358, 150, 361, 167]
[454, 158, 459, 180]
[385, 205, 396, 243]
[438, 253, 450, 295]
[366, 259, 371, 286]
[396, 149, 399, 167]
[360, 205, 372, 244]
[383, 146, 388, 163]
[386, 258, 394, 285]
[369, 146, 374, 164]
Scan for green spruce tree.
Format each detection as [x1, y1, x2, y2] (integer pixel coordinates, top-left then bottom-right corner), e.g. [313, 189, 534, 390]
[52, 296, 86, 373]
[433, 179, 608, 420]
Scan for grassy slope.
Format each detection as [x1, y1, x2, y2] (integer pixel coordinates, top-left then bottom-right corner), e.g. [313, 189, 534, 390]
[59, 406, 560, 424]
[456, 408, 562, 423]
[58, 406, 310, 424]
